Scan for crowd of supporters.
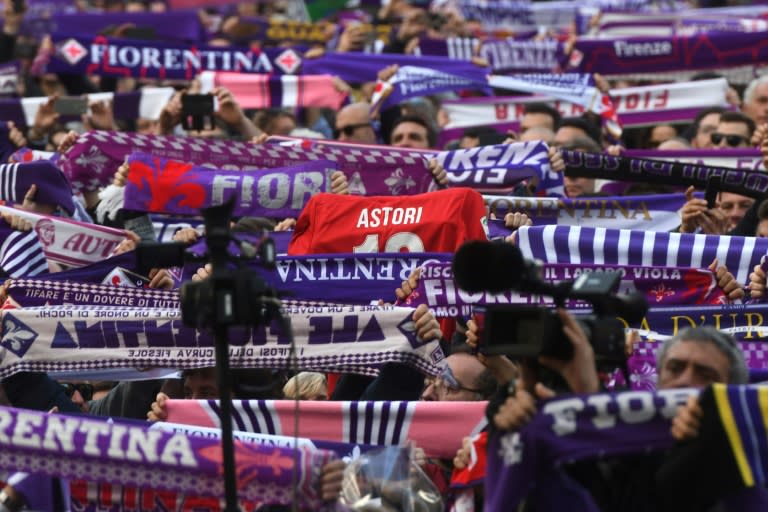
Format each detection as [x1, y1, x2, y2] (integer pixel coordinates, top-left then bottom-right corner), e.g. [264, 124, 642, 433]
[1, 0, 768, 510]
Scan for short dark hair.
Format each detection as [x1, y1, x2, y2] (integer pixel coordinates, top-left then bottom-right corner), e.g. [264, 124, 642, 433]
[685, 106, 728, 141]
[557, 116, 602, 146]
[390, 114, 436, 148]
[719, 110, 756, 137]
[524, 102, 562, 129]
[560, 136, 601, 153]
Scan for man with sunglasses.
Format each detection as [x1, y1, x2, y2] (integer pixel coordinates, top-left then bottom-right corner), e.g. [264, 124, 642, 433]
[710, 111, 755, 149]
[334, 102, 377, 144]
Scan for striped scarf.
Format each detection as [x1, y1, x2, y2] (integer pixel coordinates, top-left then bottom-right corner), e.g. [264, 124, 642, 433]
[516, 225, 768, 283]
[0, 218, 47, 278]
[165, 399, 487, 459]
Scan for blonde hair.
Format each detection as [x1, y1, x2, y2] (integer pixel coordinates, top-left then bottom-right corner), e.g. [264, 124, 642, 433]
[283, 372, 328, 400]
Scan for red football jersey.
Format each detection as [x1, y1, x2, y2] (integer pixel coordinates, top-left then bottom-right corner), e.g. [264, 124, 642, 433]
[288, 188, 488, 255]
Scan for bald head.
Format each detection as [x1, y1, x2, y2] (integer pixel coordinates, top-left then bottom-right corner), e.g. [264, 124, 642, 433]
[335, 102, 376, 144]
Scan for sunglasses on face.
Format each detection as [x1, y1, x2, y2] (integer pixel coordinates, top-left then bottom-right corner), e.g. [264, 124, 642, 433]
[710, 132, 750, 147]
[61, 382, 94, 401]
[425, 365, 484, 396]
[333, 123, 371, 139]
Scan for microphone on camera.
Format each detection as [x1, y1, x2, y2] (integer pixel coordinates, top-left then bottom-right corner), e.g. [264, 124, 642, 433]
[453, 241, 558, 296]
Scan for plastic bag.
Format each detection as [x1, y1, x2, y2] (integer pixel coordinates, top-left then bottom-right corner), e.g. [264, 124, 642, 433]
[339, 445, 444, 512]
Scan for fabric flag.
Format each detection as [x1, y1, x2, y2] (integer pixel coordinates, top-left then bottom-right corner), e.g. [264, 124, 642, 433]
[165, 399, 487, 459]
[0, 87, 174, 129]
[515, 224, 768, 284]
[58, 131, 433, 195]
[302, 51, 490, 87]
[0, 217, 48, 278]
[401, 260, 725, 317]
[0, 161, 74, 215]
[43, 35, 303, 79]
[486, 73, 621, 140]
[0, 405, 335, 508]
[122, 154, 338, 219]
[198, 72, 348, 110]
[624, 149, 765, 173]
[457, 1, 577, 32]
[484, 193, 688, 232]
[567, 31, 768, 76]
[415, 36, 479, 62]
[0, 304, 445, 380]
[0, 204, 127, 267]
[434, 142, 561, 195]
[485, 387, 698, 511]
[8, 149, 59, 164]
[370, 64, 491, 116]
[561, 149, 768, 200]
[441, 78, 729, 130]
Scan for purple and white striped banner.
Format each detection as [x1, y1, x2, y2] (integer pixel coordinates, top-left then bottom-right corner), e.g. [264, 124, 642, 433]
[0, 405, 334, 509]
[0, 205, 127, 267]
[0, 218, 48, 278]
[400, 261, 724, 317]
[0, 161, 74, 215]
[123, 154, 338, 219]
[515, 224, 768, 284]
[442, 78, 728, 130]
[456, 0, 577, 32]
[0, 304, 444, 380]
[484, 193, 687, 232]
[0, 87, 174, 129]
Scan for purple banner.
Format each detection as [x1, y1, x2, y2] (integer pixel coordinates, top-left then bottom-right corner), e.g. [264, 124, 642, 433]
[486, 388, 697, 510]
[401, 261, 725, 317]
[44, 35, 302, 80]
[0, 405, 333, 508]
[60, 131, 433, 196]
[123, 154, 338, 219]
[49, 11, 204, 42]
[568, 31, 768, 75]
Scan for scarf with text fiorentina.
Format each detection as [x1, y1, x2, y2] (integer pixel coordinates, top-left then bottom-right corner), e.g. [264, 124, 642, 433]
[165, 399, 487, 460]
[58, 130, 432, 195]
[41, 35, 302, 79]
[0, 304, 445, 380]
[515, 225, 768, 284]
[561, 149, 768, 200]
[0, 405, 335, 510]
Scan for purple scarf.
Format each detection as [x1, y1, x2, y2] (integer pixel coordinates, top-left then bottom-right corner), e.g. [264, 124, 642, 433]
[0, 161, 74, 215]
[60, 131, 433, 195]
[479, 38, 568, 73]
[485, 193, 688, 233]
[485, 388, 698, 511]
[435, 142, 560, 194]
[562, 149, 768, 200]
[43, 35, 300, 79]
[123, 153, 338, 219]
[49, 11, 205, 42]
[0, 218, 48, 278]
[401, 261, 725, 316]
[568, 31, 768, 75]
[624, 148, 764, 172]
[0, 405, 334, 509]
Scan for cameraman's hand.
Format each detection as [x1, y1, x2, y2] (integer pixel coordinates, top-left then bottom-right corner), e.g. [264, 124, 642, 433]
[538, 309, 600, 394]
[192, 263, 212, 281]
[493, 383, 555, 431]
[466, 318, 519, 384]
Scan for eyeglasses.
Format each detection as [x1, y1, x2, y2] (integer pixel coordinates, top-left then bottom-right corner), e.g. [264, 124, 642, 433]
[61, 382, 94, 401]
[425, 365, 484, 396]
[710, 132, 750, 147]
[334, 123, 372, 139]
